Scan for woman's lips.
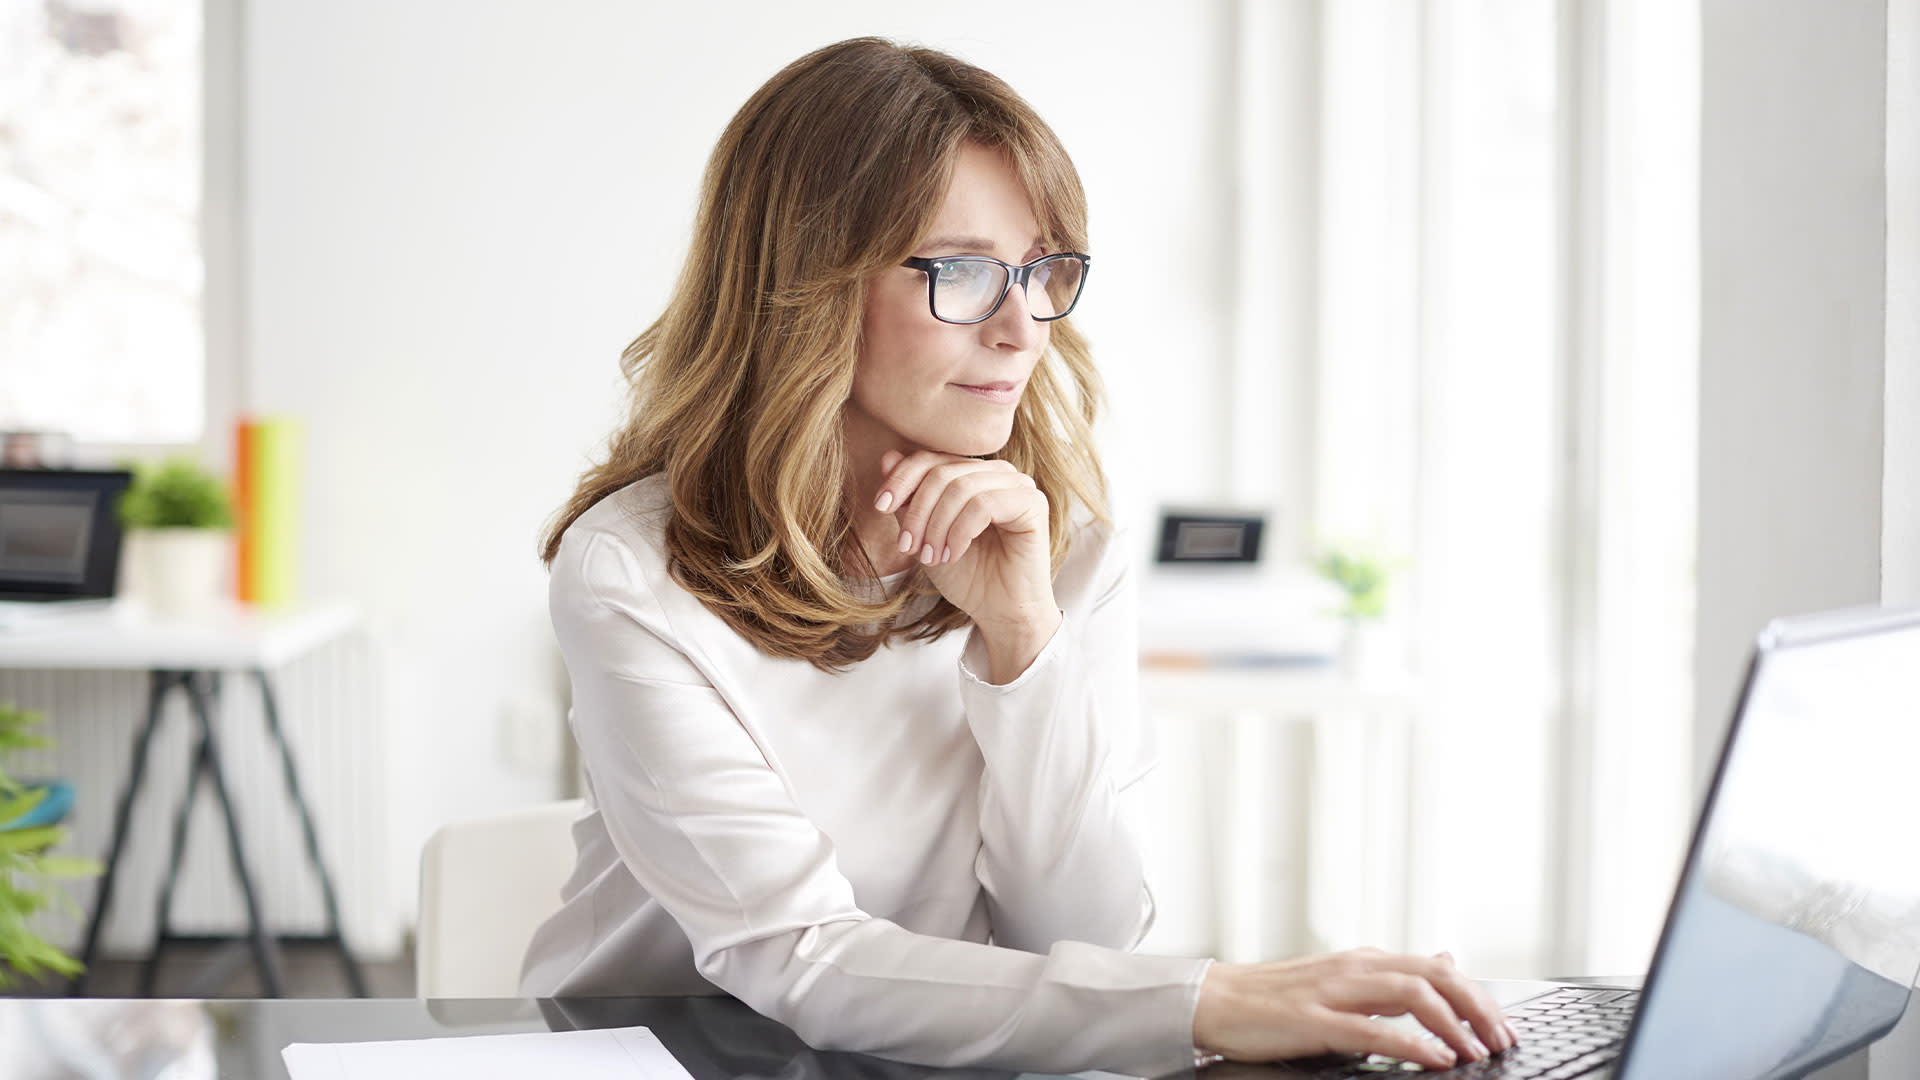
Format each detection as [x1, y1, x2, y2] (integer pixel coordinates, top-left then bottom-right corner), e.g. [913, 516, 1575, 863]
[952, 381, 1021, 404]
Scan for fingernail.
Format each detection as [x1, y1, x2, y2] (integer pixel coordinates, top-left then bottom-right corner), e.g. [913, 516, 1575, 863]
[898, 531, 914, 554]
[1506, 1021, 1520, 1046]
[875, 491, 893, 512]
[1470, 1037, 1489, 1060]
[1436, 1047, 1457, 1068]
[941, 546, 951, 564]
[920, 543, 935, 564]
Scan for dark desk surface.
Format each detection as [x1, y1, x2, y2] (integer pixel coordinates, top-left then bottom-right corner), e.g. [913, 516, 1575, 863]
[3, 987, 1912, 1080]
[0, 995, 1123, 1080]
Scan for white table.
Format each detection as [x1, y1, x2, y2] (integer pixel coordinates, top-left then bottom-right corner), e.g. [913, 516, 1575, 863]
[0, 600, 369, 997]
[1141, 663, 1421, 963]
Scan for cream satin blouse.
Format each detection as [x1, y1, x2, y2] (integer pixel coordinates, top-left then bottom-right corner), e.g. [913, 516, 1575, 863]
[519, 474, 1210, 1075]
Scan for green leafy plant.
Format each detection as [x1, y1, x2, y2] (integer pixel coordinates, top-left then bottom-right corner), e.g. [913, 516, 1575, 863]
[118, 457, 235, 530]
[0, 703, 99, 988]
[1313, 545, 1395, 622]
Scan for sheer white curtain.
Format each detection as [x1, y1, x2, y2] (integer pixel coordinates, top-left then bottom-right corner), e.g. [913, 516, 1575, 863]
[1314, 0, 1563, 977]
[1196, 0, 1697, 977]
[1561, 0, 1697, 978]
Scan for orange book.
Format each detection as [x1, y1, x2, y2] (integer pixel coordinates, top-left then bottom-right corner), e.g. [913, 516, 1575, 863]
[234, 419, 257, 603]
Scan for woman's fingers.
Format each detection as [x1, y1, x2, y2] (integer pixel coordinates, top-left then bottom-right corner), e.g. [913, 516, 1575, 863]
[897, 461, 998, 562]
[910, 467, 993, 563]
[1330, 970, 1493, 1064]
[872, 450, 947, 522]
[1419, 953, 1517, 1052]
[878, 453, 1024, 562]
[1314, 1010, 1460, 1072]
[922, 474, 1040, 564]
[1342, 954, 1514, 1057]
[875, 455, 966, 558]
[933, 489, 997, 564]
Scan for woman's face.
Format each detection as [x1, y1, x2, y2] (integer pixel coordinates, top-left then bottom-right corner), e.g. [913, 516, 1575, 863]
[849, 143, 1051, 461]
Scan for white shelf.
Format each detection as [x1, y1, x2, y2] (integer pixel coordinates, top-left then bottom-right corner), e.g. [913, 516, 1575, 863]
[1141, 663, 1419, 715]
[0, 600, 361, 672]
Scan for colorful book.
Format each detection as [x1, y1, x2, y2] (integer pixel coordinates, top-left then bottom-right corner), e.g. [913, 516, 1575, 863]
[234, 420, 256, 601]
[235, 415, 302, 608]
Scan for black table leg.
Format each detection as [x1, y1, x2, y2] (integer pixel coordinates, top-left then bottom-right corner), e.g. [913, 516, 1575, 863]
[181, 671, 285, 997]
[140, 729, 210, 998]
[72, 662, 364, 999]
[254, 668, 369, 996]
[68, 670, 174, 996]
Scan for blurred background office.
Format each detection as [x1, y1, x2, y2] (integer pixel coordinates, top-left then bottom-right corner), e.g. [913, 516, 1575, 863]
[0, 0, 1913, 1009]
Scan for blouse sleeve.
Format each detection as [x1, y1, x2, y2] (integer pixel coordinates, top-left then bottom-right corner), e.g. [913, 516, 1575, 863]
[958, 524, 1160, 955]
[550, 526, 1207, 1077]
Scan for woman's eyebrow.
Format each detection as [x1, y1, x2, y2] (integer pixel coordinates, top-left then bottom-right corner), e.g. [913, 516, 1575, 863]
[919, 234, 999, 253]
[918, 234, 1046, 254]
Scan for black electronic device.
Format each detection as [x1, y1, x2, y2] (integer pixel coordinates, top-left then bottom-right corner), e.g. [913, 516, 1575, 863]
[0, 468, 135, 601]
[1154, 510, 1265, 565]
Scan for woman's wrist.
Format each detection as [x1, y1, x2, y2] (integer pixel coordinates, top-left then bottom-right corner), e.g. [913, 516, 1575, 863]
[978, 606, 1063, 684]
[1193, 962, 1255, 1061]
[1193, 963, 1229, 1057]
[1192, 962, 1227, 1066]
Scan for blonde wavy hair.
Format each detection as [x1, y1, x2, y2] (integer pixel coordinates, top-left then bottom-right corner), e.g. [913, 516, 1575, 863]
[541, 37, 1108, 670]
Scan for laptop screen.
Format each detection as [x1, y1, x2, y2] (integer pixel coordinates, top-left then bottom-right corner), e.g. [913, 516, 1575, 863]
[1620, 610, 1920, 1078]
[0, 469, 134, 601]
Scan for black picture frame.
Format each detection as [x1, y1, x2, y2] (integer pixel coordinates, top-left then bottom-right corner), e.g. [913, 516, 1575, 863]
[0, 468, 136, 601]
[1154, 510, 1266, 565]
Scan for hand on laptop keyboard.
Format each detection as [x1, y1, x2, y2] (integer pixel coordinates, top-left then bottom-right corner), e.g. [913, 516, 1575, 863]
[1192, 948, 1518, 1071]
[1303, 987, 1634, 1079]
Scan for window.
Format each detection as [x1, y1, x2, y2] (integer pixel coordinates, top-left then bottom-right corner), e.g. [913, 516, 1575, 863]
[1313, 0, 1697, 976]
[0, 0, 204, 444]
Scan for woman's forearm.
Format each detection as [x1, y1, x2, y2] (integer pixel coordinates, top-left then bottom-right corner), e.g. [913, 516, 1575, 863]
[962, 615, 1157, 952]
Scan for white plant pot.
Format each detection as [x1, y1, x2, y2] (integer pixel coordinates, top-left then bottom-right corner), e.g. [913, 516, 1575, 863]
[133, 528, 230, 619]
[1338, 619, 1395, 681]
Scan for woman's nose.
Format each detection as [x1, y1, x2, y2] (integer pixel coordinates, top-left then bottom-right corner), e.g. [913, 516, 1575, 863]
[984, 282, 1045, 350]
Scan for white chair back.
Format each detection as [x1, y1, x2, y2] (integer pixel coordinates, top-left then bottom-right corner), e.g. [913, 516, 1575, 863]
[416, 798, 584, 997]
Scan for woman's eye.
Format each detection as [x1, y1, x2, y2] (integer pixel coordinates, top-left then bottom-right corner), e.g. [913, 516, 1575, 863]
[936, 262, 992, 289]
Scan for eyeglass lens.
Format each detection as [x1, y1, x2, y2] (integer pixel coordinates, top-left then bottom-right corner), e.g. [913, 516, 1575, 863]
[932, 256, 1084, 322]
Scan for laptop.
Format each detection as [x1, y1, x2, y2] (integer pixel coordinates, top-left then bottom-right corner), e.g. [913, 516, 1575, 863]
[0, 468, 133, 628]
[1274, 604, 1920, 1079]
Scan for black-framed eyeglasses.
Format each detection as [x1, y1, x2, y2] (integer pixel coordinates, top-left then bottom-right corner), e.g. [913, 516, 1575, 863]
[901, 252, 1091, 325]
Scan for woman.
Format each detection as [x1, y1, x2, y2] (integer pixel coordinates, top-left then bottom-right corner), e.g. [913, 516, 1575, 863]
[523, 36, 1514, 1076]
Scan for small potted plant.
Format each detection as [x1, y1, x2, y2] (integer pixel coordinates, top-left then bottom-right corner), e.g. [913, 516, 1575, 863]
[1313, 544, 1399, 678]
[118, 457, 235, 618]
[0, 702, 98, 989]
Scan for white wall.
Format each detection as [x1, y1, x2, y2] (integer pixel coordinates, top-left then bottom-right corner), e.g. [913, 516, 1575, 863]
[1696, 0, 1888, 780]
[1888, 0, 1920, 612]
[237, 0, 1251, 943]
[1875, 0, 1920, 1073]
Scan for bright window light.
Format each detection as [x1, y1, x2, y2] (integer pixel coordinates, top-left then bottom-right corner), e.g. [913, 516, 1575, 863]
[0, 0, 204, 444]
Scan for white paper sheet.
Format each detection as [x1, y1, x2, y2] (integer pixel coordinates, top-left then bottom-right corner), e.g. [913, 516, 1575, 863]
[281, 1025, 694, 1080]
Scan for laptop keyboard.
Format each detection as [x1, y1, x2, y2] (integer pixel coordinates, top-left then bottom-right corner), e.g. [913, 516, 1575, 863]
[1304, 986, 1639, 1078]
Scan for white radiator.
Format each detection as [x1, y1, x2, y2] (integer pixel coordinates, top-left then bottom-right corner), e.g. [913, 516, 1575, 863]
[0, 632, 399, 959]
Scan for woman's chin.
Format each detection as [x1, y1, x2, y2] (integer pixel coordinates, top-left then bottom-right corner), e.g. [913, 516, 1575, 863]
[923, 427, 1013, 459]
